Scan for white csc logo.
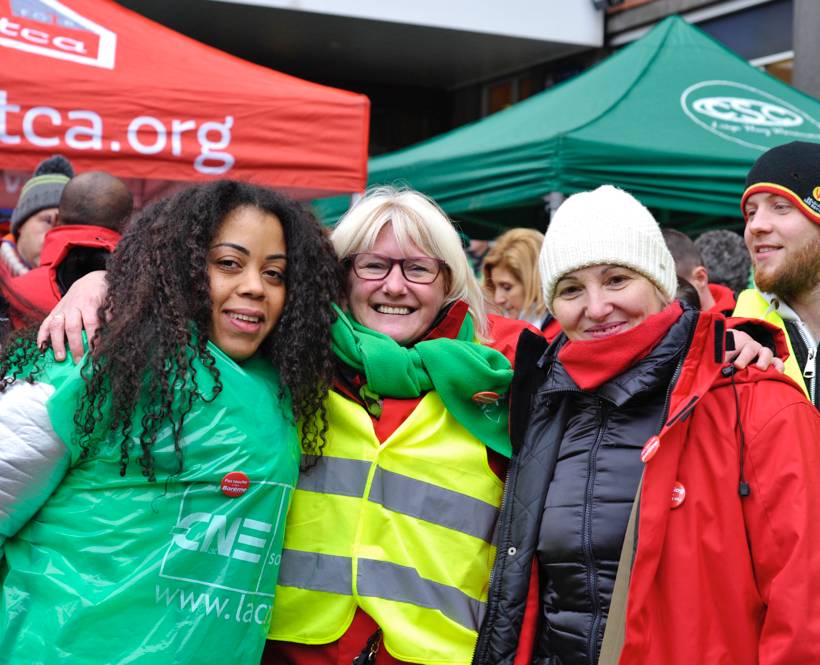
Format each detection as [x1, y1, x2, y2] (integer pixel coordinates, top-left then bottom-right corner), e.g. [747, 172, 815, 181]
[691, 97, 803, 128]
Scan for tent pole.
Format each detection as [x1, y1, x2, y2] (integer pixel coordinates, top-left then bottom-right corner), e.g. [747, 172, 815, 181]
[545, 191, 565, 227]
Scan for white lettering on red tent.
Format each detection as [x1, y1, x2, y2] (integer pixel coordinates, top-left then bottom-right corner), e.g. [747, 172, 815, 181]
[0, 90, 236, 175]
[0, 0, 115, 69]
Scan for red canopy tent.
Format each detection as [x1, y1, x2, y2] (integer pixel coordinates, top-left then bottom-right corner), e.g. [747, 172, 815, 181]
[0, 0, 370, 214]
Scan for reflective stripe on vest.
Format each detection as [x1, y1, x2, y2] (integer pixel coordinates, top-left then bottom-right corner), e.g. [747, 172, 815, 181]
[298, 454, 370, 496]
[278, 550, 352, 594]
[269, 390, 503, 664]
[278, 551, 486, 631]
[297, 458, 499, 543]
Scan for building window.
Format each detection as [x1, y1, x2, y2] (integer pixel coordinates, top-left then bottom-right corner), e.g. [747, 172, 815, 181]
[483, 74, 537, 116]
[751, 51, 794, 84]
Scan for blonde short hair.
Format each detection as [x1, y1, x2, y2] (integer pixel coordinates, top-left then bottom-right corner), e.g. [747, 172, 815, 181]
[331, 186, 487, 334]
[482, 228, 546, 319]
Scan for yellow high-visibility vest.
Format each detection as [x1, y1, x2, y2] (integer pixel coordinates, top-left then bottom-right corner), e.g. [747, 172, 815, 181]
[268, 389, 504, 664]
[733, 289, 810, 398]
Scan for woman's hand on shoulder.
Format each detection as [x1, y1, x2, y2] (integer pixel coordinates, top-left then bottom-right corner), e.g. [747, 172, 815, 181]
[37, 270, 109, 363]
[726, 329, 786, 372]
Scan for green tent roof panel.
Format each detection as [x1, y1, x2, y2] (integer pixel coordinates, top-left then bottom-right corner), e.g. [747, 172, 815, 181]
[315, 16, 820, 230]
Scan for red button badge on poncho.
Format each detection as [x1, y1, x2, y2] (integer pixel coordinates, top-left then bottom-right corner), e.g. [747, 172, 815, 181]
[472, 391, 500, 404]
[221, 471, 250, 498]
[640, 436, 660, 463]
[670, 481, 686, 509]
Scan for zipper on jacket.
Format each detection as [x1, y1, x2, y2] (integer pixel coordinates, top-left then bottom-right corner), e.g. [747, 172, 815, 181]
[585, 399, 608, 665]
[784, 317, 817, 407]
[485, 455, 513, 601]
[661, 352, 687, 428]
[793, 321, 817, 407]
[471, 442, 517, 665]
[660, 313, 699, 429]
[803, 346, 816, 407]
[805, 348, 817, 380]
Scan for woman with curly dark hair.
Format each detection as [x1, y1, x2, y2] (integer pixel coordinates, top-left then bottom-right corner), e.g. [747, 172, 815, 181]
[0, 180, 342, 665]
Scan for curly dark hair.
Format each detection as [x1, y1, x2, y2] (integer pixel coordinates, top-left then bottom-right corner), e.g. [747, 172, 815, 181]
[1, 180, 343, 480]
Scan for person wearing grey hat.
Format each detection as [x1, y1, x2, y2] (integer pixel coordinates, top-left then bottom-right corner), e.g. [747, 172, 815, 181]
[1, 171, 132, 330]
[0, 155, 73, 337]
[733, 140, 820, 409]
[694, 229, 751, 295]
[2, 155, 74, 275]
[661, 228, 739, 315]
[473, 185, 820, 665]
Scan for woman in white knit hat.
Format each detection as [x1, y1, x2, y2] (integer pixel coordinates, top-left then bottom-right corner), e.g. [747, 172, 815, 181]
[472, 185, 820, 665]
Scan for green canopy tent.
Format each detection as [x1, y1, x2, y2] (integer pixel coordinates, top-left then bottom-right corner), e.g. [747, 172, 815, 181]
[314, 16, 820, 237]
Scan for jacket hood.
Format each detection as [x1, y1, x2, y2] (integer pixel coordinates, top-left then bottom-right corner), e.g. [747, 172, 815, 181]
[707, 283, 736, 314]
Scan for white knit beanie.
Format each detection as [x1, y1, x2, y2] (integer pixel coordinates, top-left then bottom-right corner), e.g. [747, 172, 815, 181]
[539, 185, 677, 312]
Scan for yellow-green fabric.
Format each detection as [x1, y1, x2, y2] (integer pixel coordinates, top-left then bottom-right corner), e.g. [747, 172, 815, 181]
[269, 390, 503, 664]
[733, 288, 809, 398]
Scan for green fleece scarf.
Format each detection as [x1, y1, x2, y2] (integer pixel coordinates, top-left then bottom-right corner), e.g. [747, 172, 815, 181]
[330, 304, 513, 458]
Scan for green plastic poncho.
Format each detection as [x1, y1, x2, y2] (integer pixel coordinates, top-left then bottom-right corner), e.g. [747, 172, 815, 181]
[0, 343, 299, 664]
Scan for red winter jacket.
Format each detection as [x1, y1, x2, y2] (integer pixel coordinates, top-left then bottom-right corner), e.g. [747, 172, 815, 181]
[618, 313, 820, 664]
[0, 225, 120, 329]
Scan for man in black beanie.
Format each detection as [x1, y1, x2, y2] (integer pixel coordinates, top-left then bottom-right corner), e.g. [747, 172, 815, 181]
[733, 141, 820, 409]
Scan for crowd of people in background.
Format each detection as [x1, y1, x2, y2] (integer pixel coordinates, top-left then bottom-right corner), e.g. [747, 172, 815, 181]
[0, 141, 817, 665]
[0, 157, 132, 335]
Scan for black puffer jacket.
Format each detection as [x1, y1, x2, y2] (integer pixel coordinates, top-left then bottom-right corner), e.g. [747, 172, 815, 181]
[473, 307, 698, 665]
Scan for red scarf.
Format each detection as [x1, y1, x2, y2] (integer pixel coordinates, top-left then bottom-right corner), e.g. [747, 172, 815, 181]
[557, 301, 683, 391]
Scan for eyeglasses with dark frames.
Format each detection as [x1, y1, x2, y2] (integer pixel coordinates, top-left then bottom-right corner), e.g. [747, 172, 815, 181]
[349, 253, 447, 284]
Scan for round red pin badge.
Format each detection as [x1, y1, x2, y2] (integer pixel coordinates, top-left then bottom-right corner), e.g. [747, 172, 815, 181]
[221, 471, 250, 498]
[471, 391, 500, 405]
[671, 481, 686, 509]
[640, 436, 660, 463]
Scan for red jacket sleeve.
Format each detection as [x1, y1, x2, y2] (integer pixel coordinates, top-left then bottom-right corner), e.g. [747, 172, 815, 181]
[725, 316, 791, 361]
[741, 388, 820, 664]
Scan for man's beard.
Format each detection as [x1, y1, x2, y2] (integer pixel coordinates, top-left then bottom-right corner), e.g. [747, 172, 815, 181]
[754, 236, 820, 301]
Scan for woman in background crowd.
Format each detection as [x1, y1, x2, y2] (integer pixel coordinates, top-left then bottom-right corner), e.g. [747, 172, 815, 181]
[482, 228, 560, 338]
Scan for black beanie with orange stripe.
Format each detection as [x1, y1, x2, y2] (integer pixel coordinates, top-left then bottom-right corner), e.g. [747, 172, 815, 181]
[741, 141, 820, 224]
